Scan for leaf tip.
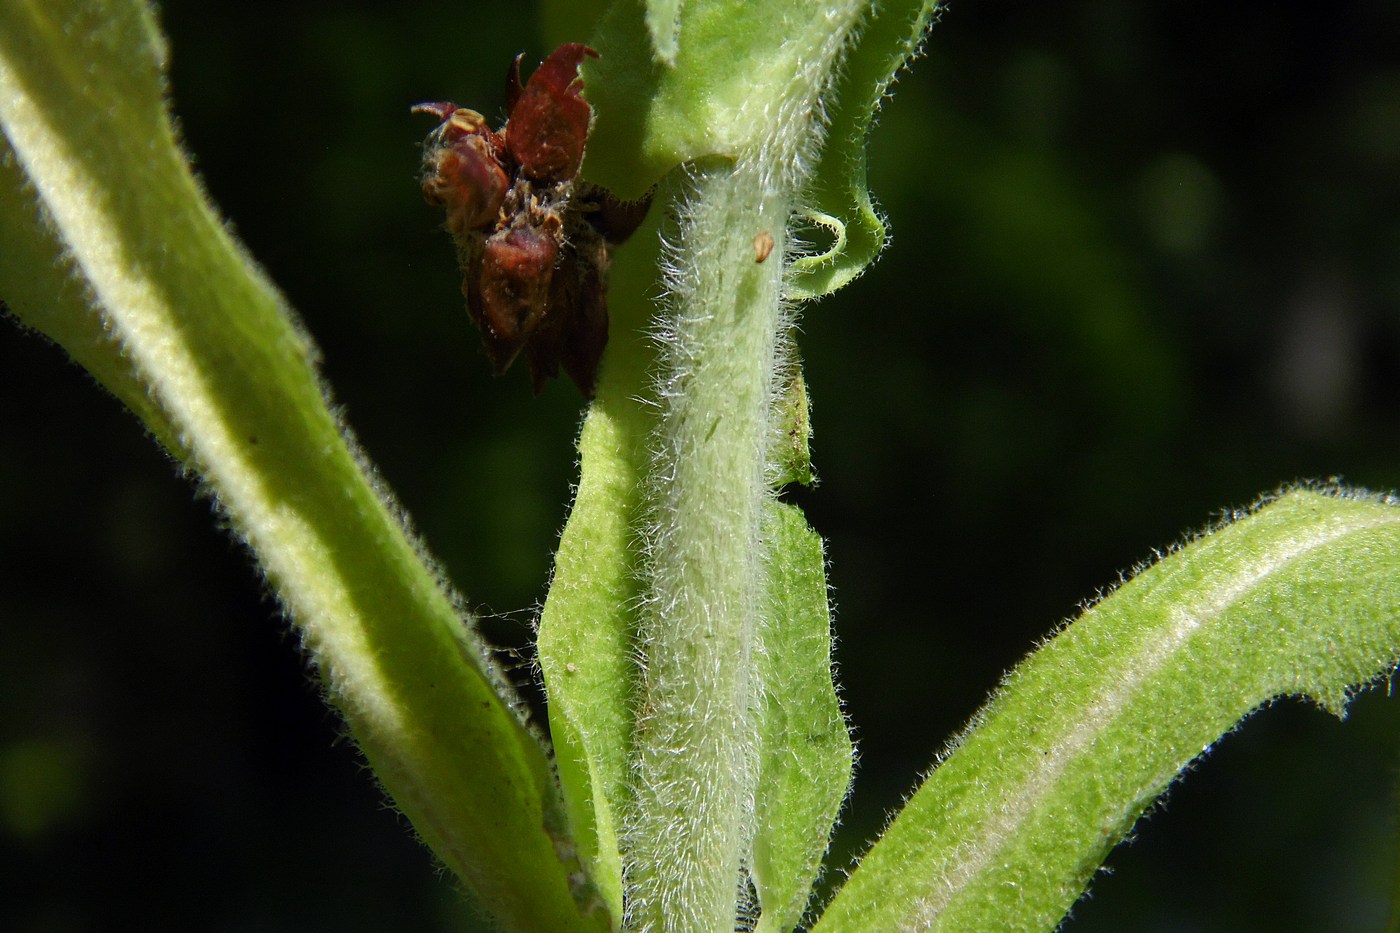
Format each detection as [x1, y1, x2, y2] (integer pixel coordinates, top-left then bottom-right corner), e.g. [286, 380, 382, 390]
[644, 0, 683, 66]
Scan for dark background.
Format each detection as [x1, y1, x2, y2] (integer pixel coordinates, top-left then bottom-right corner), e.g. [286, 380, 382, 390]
[5, 1, 1400, 930]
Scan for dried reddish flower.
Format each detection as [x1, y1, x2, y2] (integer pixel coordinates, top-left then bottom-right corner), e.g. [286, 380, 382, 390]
[413, 104, 509, 235]
[413, 43, 649, 398]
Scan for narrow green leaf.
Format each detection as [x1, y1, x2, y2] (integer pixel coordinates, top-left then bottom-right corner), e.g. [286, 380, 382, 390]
[789, 0, 942, 299]
[752, 500, 853, 933]
[815, 489, 1400, 932]
[0, 140, 182, 455]
[536, 211, 663, 924]
[535, 397, 641, 925]
[0, 4, 605, 929]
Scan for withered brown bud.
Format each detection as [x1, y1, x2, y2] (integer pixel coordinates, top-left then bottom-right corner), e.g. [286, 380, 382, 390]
[475, 222, 559, 372]
[413, 44, 648, 399]
[413, 105, 509, 234]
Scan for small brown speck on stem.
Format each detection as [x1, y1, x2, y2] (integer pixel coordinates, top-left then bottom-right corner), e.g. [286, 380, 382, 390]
[753, 230, 775, 264]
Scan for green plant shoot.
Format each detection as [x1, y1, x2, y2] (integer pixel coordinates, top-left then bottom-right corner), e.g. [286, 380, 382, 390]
[4, 2, 1400, 932]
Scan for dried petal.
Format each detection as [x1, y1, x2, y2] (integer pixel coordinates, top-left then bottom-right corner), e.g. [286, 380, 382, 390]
[504, 54, 525, 117]
[555, 240, 610, 397]
[523, 225, 610, 397]
[506, 43, 598, 182]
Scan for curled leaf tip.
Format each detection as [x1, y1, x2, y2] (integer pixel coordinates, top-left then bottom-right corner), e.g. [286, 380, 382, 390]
[789, 0, 941, 301]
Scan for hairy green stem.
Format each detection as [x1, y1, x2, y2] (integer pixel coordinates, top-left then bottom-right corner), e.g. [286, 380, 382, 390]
[624, 163, 788, 931]
[611, 4, 870, 925]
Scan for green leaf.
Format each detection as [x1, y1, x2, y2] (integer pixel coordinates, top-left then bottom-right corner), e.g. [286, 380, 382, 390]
[534, 398, 641, 925]
[536, 211, 663, 924]
[789, 0, 942, 299]
[576, 0, 939, 294]
[0, 139, 183, 455]
[752, 500, 852, 933]
[0, 4, 605, 929]
[580, 0, 870, 198]
[768, 367, 815, 489]
[645, 0, 683, 64]
[814, 489, 1400, 932]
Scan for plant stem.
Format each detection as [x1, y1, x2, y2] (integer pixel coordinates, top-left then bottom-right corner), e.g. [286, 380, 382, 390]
[624, 163, 788, 931]
[610, 7, 872, 925]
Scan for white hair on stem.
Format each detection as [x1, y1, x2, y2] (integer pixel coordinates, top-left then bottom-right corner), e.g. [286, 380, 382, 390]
[620, 4, 868, 930]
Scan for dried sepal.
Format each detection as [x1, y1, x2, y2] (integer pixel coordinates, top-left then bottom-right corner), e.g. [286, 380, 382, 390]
[583, 183, 654, 246]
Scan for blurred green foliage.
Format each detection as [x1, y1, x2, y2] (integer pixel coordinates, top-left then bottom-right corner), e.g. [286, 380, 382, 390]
[2, 1, 1399, 930]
